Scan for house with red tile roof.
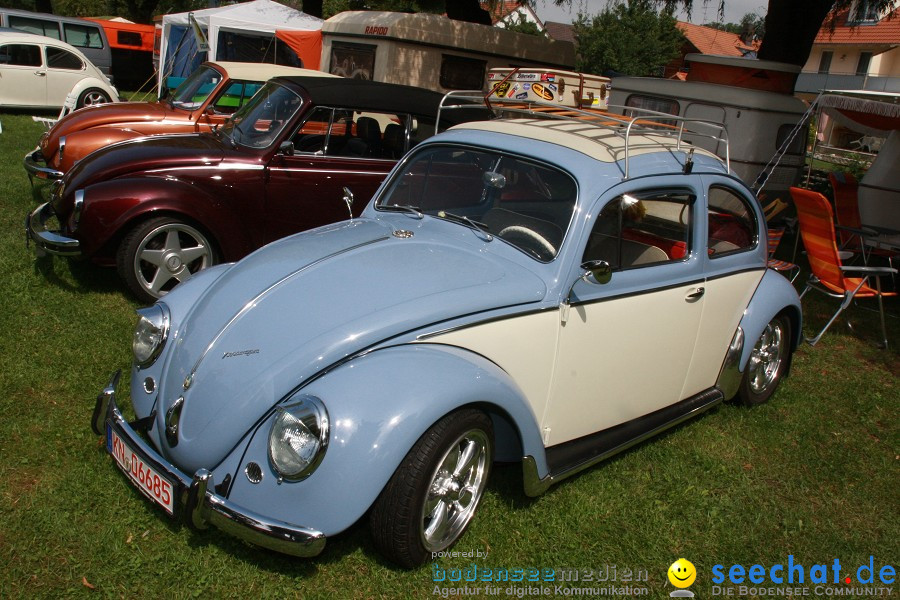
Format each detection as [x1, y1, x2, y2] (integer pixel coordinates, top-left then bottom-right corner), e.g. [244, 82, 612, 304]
[796, 2, 900, 96]
[663, 21, 760, 78]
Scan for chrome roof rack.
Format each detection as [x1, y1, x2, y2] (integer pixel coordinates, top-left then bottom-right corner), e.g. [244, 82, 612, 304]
[437, 91, 731, 179]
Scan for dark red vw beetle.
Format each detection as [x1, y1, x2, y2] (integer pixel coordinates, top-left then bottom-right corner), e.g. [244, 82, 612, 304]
[27, 77, 485, 302]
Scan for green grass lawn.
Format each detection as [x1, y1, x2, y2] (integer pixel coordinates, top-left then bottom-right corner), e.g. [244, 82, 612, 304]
[0, 111, 897, 599]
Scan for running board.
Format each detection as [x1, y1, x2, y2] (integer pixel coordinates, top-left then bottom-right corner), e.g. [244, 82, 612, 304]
[523, 388, 724, 497]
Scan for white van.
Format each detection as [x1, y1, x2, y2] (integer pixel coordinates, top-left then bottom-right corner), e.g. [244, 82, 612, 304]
[609, 55, 809, 200]
[0, 8, 112, 80]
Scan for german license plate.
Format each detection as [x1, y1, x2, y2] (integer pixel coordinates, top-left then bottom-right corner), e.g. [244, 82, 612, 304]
[108, 426, 176, 515]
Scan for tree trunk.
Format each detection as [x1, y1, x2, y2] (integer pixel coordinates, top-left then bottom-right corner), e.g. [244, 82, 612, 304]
[757, 0, 834, 65]
[446, 0, 493, 25]
[303, 0, 324, 19]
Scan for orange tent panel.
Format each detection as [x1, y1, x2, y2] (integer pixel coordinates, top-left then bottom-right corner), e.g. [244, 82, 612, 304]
[275, 30, 322, 71]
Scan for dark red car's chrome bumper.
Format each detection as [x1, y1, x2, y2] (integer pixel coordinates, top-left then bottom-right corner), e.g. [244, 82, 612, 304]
[26, 202, 81, 257]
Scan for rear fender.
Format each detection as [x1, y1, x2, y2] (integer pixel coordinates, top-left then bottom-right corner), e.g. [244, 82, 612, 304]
[737, 269, 802, 371]
[221, 343, 546, 537]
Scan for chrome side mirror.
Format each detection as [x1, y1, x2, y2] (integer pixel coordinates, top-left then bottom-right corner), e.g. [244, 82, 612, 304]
[581, 259, 612, 285]
[342, 187, 354, 221]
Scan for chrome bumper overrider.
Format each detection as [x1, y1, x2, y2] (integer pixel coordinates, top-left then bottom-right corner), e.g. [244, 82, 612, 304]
[91, 371, 327, 558]
[26, 202, 81, 257]
[24, 147, 63, 181]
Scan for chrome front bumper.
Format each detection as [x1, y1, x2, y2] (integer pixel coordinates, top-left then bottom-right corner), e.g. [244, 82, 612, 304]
[26, 202, 81, 257]
[24, 147, 63, 182]
[91, 371, 327, 558]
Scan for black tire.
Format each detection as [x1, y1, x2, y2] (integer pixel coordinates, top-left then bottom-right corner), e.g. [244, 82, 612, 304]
[739, 314, 791, 406]
[77, 88, 111, 109]
[116, 216, 217, 304]
[370, 409, 494, 568]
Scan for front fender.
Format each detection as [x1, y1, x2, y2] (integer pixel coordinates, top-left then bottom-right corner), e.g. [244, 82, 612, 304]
[738, 269, 802, 370]
[75, 177, 254, 260]
[221, 343, 546, 537]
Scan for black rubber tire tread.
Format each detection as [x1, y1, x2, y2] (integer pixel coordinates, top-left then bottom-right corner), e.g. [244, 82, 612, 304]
[739, 314, 791, 407]
[369, 408, 493, 569]
[116, 216, 216, 304]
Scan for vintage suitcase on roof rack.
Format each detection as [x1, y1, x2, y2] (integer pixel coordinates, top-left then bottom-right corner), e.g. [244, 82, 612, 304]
[486, 68, 611, 110]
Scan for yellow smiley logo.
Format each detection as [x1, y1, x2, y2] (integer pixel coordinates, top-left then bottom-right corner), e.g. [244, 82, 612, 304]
[668, 558, 697, 588]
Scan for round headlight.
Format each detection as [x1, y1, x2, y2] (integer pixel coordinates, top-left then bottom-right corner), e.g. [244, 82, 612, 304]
[132, 304, 169, 367]
[268, 395, 329, 482]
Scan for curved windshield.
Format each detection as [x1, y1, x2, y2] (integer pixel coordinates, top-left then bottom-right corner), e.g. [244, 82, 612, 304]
[219, 82, 304, 149]
[377, 146, 578, 261]
[171, 65, 222, 110]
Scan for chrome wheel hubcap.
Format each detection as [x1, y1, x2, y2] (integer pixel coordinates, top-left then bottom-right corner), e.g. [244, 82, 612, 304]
[83, 92, 108, 106]
[747, 321, 785, 394]
[135, 223, 213, 298]
[421, 429, 490, 551]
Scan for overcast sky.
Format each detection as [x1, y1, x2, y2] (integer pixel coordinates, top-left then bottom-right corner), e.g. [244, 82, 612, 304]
[533, 0, 770, 25]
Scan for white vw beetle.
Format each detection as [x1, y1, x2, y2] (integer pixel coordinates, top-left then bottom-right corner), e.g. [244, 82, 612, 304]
[0, 31, 117, 109]
[92, 105, 801, 567]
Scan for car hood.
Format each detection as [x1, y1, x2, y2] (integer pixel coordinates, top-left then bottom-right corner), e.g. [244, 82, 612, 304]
[63, 133, 226, 195]
[159, 218, 547, 471]
[42, 102, 176, 153]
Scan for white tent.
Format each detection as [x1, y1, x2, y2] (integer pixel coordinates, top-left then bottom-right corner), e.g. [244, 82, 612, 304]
[158, 0, 323, 95]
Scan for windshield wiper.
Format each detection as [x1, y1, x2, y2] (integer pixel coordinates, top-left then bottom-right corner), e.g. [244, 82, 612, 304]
[435, 211, 493, 241]
[378, 204, 424, 219]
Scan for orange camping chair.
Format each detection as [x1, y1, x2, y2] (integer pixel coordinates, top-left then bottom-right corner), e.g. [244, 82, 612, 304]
[790, 186, 896, 348]
[828, 171, 898, 271]
[766, 227, 800, 282]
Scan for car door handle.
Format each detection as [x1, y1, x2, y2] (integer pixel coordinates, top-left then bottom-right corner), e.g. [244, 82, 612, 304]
[35, 71, 46, 76]
[685, 287, 705, 301]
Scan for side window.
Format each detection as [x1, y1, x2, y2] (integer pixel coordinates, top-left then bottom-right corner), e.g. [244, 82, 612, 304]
[117, 31, 143, 47]
[9, 16, 60, 39]
[329, 42, 375, 79]
[343, 111, 406, 159]
[707, 186, 757, 257]
[212, 81, 257, 114]
[292, 106, 334, 154]
[46, 47, 83, 71]
[624, 94, 680, 117]
[63, 23, 103, 49]
[583, 191, 692, 270]
[0, 43, 42, 67]
[440, 55, 486, 90]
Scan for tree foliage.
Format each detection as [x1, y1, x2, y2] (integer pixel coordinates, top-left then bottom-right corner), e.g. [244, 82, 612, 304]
[574, 0, 685, 77]
[503, 12, 545, 36]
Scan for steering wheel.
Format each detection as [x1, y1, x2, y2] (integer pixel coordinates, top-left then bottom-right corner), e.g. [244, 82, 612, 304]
[498, 226, 556, 260]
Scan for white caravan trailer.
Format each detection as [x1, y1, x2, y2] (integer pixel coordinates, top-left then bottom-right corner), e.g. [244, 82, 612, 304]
[609, 55, 809, 201]
[321, 11, 575, 93]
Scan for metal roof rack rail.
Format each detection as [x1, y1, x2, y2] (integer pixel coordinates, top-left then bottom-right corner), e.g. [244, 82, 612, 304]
[437, 91, 731, 180]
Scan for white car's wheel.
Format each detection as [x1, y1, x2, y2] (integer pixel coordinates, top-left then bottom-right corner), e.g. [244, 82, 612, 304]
[77, 88, 111, 109]
[370, 409, 493, 568]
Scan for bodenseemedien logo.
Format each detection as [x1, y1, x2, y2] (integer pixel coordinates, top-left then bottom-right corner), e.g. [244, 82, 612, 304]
[668, 558, 697, 597]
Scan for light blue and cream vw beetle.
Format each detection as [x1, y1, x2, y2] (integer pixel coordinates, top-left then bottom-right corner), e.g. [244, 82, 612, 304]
[92, 103, 802, 567]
